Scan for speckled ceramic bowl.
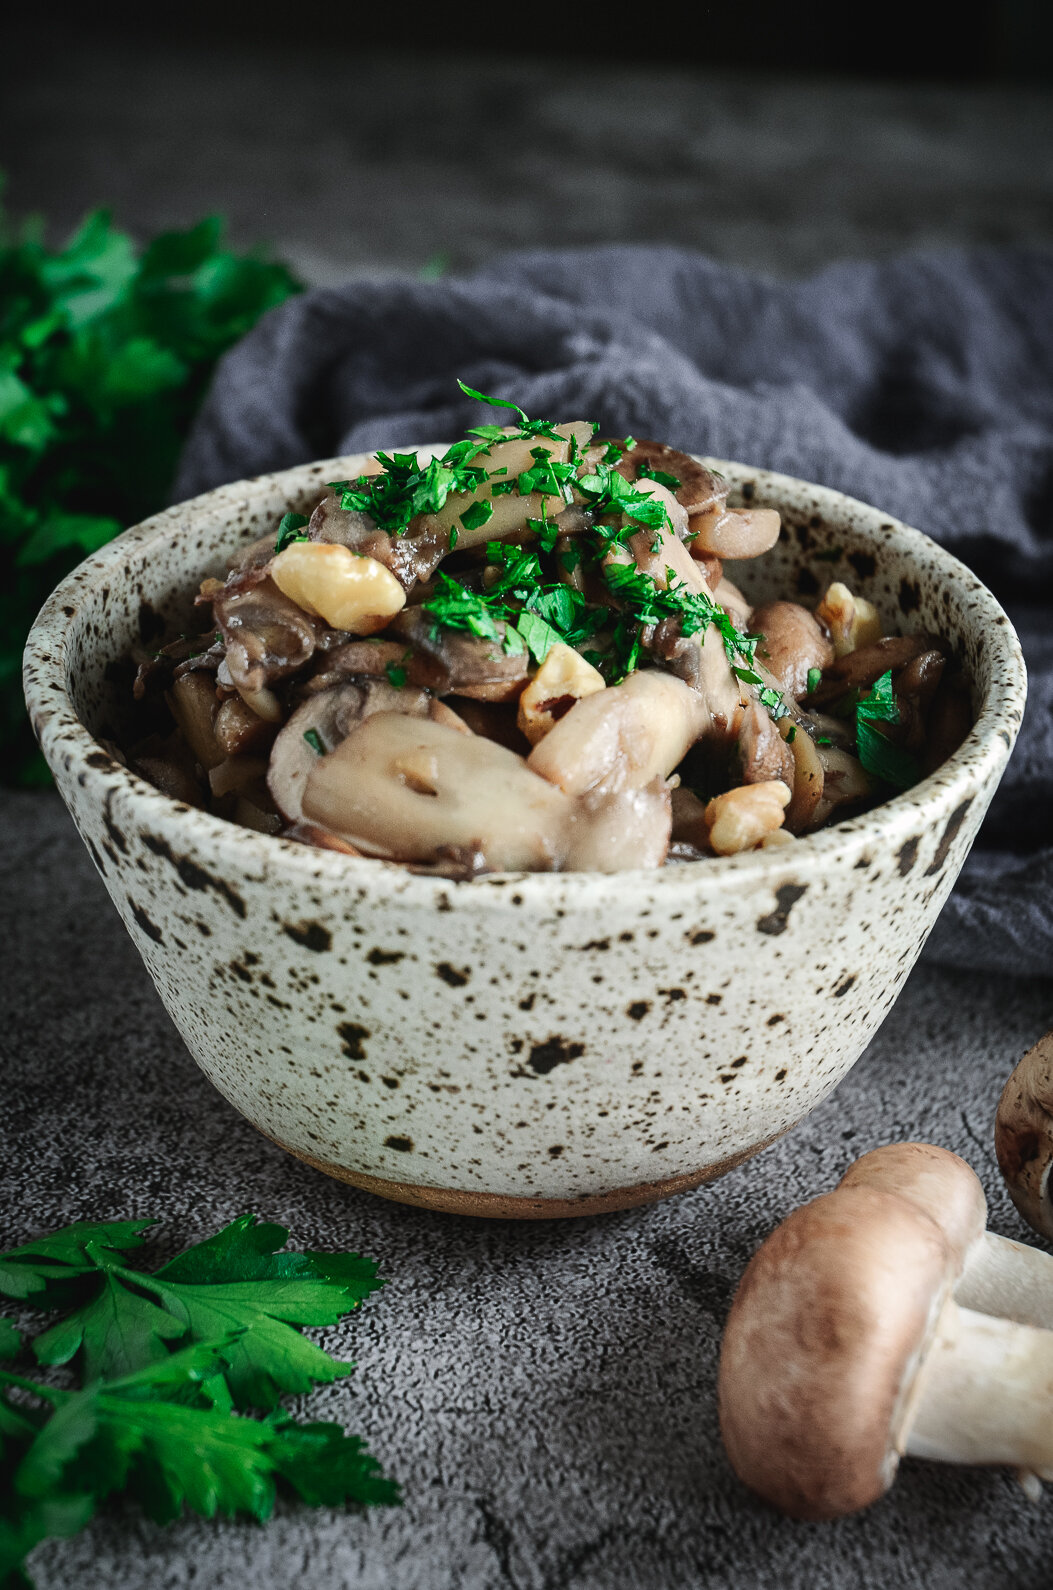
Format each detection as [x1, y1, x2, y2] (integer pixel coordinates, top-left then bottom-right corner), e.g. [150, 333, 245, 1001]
[24, 455, 1026, 1217]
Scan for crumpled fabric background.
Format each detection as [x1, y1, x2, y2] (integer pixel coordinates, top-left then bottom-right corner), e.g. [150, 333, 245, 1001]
[174, 245, 1053, 977]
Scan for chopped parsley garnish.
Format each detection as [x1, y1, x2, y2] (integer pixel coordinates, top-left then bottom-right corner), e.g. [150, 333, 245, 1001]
[806, 666, 822, 695]
[638, 463, 681, 490]
[334, 385, 788, 721]
[458, 499, 493, 533]
[303, 728, 324, 755]
[275, 511, 310, 553]
[385, 661, 408, 688]
[854, 670, 920, 789]
[328, 451, 489, 534]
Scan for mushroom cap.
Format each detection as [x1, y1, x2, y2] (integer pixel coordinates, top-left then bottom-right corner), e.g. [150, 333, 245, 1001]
[613, 438, 727, 516]
[717, 1185, 956, 1519]
[995, 1031, 1053, 1241]
[838, 1143, 988, 1271]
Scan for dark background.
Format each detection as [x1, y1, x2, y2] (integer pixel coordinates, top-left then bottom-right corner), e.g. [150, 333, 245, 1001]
[4, 4, 1052, 291]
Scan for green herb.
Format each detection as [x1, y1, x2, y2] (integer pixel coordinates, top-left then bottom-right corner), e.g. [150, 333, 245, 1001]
[0, 184, 301, 784]
[758, 684, 791, 721]
[0, 1215, 397, 1586]
[787, 725, 797, 743]
[806, 666, 822, 695]
[638, 463, 680, 490]
[329, 451, 490, 535]
[275, 511, 309, 553]
[303, 729, 324, 755]
[384, 662, 407, 688]
[458, 499, 493, 534]
[854, 669, 920, 788]
[422, 573, 502, 643]
[454, 379, 565, 447]
[515, 609, 561, 665]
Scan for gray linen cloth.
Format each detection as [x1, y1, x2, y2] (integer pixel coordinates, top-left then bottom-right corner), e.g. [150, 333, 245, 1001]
[174, 245, 1053, 976]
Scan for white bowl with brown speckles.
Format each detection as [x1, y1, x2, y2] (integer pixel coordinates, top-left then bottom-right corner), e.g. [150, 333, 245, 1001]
[24, 454, 1026, 1217]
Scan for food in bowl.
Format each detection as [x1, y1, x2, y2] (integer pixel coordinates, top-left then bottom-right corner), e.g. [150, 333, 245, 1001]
[122, 388, 970, 876]
[24, 441, 1025, 1215]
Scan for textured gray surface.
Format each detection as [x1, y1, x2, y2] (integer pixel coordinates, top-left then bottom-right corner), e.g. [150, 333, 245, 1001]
[3, 788, 1052, 1588]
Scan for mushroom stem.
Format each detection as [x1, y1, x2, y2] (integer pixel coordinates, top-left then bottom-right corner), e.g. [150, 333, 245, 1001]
[957, 1231, 1053, 1330]
[907, 1299, 1053, 1477]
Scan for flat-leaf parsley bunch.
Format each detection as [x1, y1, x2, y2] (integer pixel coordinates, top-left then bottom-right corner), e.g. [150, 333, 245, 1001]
[0, 1214, 398, 1586]
[0, 178, 300, 783]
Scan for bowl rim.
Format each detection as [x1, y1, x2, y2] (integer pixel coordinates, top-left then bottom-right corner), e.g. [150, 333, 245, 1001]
[23, 452, 1028, 910]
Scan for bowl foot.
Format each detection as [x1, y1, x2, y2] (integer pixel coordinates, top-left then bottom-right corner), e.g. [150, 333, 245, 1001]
[267, 1133, 783, 1218]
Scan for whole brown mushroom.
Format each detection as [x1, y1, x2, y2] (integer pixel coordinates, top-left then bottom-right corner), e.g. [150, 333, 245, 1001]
[996, 1031, 1053, 1242]
[719, 1152, 1053, 1519]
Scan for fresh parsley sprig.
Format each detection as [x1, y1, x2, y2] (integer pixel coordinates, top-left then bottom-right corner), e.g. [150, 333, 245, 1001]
[0, 183, 300, 785]
[0, 1214, 397, 1586]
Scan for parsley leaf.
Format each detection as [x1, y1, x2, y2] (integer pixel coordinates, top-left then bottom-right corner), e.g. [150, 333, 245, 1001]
[0, 1215, 397, 1585]
[3, 1214, 383, 1411]
[854, 669, 920, 788]
[0, 186, 300, 783]
[275, 511, 309, 553]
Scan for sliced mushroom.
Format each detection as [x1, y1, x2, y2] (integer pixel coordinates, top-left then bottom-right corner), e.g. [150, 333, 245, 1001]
[309, 424, 591, 592]
[688, 505, 781, 560]
[922, 669, 973, 774]
[780, 719, 824, 833]
[165, 672, 223, 771]
[809, 743, 873, 827]
[807, 634, 937, 703]
[387, 607, 531, 701]
[564, 780, 672, 872]
[737, 700, 795, 788]
[267, 680, 454, 826]
[751, 601, 835, 700]
[301, 711, 573, 871]
[712, 575, 752, 631]
[614, 439, 727, 517]
[212, 574, 319, 715]
[670, 784, 711, 852]
[213, 695, 278, 758]
[527, 669, 707, 797]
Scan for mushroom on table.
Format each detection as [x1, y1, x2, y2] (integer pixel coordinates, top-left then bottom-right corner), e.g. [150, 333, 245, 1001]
[718, 1142, 1053, 1519]
[996, 1030, 1053, 1242]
